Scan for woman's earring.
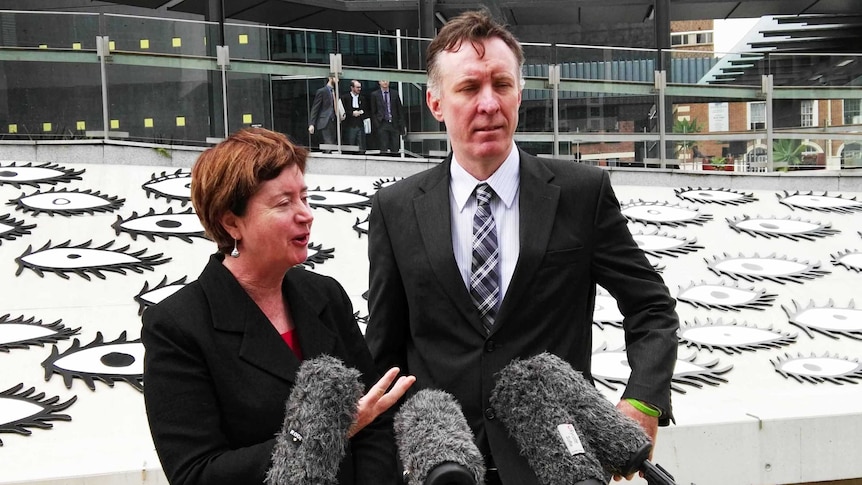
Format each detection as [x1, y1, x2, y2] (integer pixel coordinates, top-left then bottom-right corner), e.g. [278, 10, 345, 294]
[231, 238, 240, 258]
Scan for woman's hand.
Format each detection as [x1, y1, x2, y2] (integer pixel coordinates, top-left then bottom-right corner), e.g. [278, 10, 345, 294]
[348, 367, 415, 438]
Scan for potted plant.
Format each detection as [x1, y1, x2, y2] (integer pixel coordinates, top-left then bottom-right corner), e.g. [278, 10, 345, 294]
[772, 139, 804, 172]
[703, 156, 733, 171]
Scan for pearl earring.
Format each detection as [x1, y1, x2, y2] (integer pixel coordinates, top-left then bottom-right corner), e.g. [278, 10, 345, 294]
[231, 238, 240, 258]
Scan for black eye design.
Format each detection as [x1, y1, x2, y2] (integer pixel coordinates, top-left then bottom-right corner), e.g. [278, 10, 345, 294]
[593, 287, 623, 329]
[15, 240, 171, 280]
[771, 352, 862, 384]
[112, 207, 206, 243]
[831, 249, 862, 273]
[8, 188, 125, 217]
[0, 314, 80, 352]
[777, 191, 862, 214]
[783, 300, 862, 341]
[591, 344, 733, 393]
[0, 213, 36, 244]
[0, 383, 77, 445]
[352, 293, 369, 334]
[354, 312, 368, 333]
[621, 200, 713, 227]
[303, 242, 334, 268]
[141, 169, 192, 206]
[706, 253, 830, 284]
[353, 215, 369, 237]
[0, 162, 84, 189]
[679, 317, 796, 355]
[631, 230, 703, 258]
[675, 187, 757, 206]
[677, 280, 777, 312]
[373, 177, 403, 191]
[42, 331, 144, 392]
[667, 352, 734, 393]
[307, 187, 372, 212]
[727, 215, 840, 241]
[645, 254, 665, 273]
[134, 276, 190, 315]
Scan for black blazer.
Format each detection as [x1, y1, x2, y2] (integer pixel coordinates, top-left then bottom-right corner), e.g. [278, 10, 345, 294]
[369, 89, 404, 131]
[143, 254, 397, 485]
[340, 92, 370, 129]
[366, 150, 679, 485]
[309, 84, 336, 130]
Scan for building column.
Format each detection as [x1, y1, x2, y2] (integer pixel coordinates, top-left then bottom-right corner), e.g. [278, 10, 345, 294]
[205, 0, 226, 138]
[654, 0, 673, 162]
[418, 0, 436, 40]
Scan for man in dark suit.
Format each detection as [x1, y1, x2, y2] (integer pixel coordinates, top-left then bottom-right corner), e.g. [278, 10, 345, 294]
[366, 10, 679, 485]
[308, 76, 339, 150]
[369, 80, 405, 154]
[340, 79, 370, 152]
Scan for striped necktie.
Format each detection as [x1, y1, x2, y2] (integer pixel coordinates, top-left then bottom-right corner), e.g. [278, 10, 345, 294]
[470, 183, 500, 334]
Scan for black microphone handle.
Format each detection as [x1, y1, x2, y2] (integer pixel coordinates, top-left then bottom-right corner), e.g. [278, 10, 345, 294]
[641, 460, 677, 485]
[625, 443, 677, 485]
[422, 462, 605, 485]
[424, 462, 476, 485]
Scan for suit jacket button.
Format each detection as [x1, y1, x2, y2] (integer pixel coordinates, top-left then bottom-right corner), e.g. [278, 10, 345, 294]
[484, 340, 495, 352]
[484, 407, 496, 420]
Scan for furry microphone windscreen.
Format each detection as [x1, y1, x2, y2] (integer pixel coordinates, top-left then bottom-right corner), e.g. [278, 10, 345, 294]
[490, 356, 607, 485]
[393, 389, 486, 485]
[524, 352, 652, 477]
[265, 355, 364, 485]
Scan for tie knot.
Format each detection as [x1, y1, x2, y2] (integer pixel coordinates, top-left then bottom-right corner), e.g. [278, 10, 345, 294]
[475, 183, 494, 206]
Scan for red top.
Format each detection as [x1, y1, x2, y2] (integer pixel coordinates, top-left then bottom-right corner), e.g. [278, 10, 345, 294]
[280, 329, 303, 361]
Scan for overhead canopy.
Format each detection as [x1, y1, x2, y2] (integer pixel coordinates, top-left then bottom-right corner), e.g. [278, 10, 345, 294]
[90, 0, 862, 31]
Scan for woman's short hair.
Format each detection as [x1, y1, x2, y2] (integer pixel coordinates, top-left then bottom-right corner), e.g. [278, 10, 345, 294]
[191, 128, 308, 254]
[425, 9, 524, 98]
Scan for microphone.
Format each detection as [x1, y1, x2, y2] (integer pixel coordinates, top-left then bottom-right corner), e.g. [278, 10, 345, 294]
[516, 353, 676, 485]
[265, 355, 364, 485]
[393, 389, 485, 485]
[490, 357, 608, 485]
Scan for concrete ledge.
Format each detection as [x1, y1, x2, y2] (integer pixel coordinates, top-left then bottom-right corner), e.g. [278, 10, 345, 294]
[4, 141, 861, 193]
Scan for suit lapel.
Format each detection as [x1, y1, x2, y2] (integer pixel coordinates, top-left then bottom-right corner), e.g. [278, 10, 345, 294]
[283, 270, 339, 361]
[495, 151, 560, 327]
[414, 159, 487, 335]
[202, 257, 306, 384]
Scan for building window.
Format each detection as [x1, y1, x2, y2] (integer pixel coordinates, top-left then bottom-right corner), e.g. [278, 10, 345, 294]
[671, 31, 713, 46]
[801, 100, 816, 127]
[749, 101, 766, 130]
[845, 99, 862, 125]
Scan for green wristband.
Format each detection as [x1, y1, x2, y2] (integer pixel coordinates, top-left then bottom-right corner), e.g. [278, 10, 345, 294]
[625, 398, 661, 417]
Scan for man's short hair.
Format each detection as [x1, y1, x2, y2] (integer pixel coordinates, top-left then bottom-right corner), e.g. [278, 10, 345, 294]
[425, 9, 525, 97]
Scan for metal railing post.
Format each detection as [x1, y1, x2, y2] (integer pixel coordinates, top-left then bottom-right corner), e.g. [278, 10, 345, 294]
[96, 35, 110, 141]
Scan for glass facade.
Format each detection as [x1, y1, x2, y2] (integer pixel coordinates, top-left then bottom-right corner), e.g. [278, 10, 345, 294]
[0, 10, 860, 170]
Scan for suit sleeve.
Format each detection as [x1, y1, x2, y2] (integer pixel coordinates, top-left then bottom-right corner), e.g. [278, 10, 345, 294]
[142, 302, 276, 485]
[360, 96, 371, 121]
[589, 171, 679, 424]
[369, 92, 381, 124]
[309, 89, 322, 126]
[365, 190, 410, 376]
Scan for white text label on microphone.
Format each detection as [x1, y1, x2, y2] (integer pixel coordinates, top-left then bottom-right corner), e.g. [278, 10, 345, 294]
[557, 424, 586, 456]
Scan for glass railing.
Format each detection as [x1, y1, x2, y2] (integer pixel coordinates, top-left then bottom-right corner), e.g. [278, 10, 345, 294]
[0, 9, 860, 170]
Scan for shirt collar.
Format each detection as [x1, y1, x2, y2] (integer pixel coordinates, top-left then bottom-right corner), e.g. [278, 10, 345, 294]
[451, 144, 520, 213]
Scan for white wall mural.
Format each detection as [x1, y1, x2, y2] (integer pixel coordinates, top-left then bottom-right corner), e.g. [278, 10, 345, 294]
[0, 158, 860, 485]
